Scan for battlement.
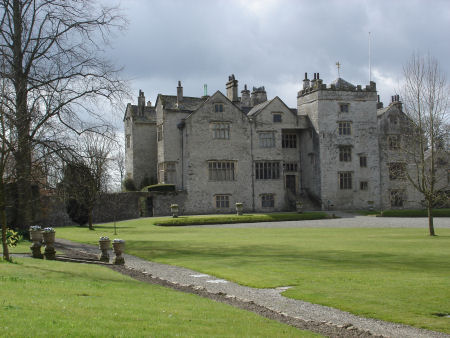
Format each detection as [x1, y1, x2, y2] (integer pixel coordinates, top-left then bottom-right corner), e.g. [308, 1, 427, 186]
[297, 72, 376, 98]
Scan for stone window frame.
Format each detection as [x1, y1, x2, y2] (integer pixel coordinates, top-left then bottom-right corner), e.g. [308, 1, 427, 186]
[339, 103, 349, 113]
[283, 162, 298, 172]
[126, 134, 131, 148]
[389, 115, 398, 125]
[360, 181, 368, 190]
[339, 145, 352, 162]
[255, 161, 281, 180]
[214, 194, 230, 208]
[339, 171, 353, 190]
[359, 154, 367, 168]
[258, 131, 276, 148]
[388, 135, 401, 150]
[158, 161, 176, 184]
[338, 121, 352, 135]
[272, 112, 283, 123]
[390, 189, 405, 207]
[208, 161, 236, 181]
[214, 103, 224, 113]
[261, 193, 275, 208]
[211, 122, 230, 139]
[388, 162, 406, 180]
[157, 124, 163, 142]
[282, 133, 297, 148]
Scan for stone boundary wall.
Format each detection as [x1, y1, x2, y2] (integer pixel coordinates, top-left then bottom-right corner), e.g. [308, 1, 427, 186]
[39, 192, 149, 227]
[38, 191, 189, 226]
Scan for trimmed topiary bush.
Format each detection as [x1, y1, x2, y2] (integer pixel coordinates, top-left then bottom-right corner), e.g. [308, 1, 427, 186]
[143, 184, 176, 192]
[66, 198, 89, 226]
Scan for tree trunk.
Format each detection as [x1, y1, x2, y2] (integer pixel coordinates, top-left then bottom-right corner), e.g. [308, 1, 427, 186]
[0, 178, 10, 261]
[427, 200, 435, 236]
[13, 0, 33, 230]
[88, 209, 94, 230]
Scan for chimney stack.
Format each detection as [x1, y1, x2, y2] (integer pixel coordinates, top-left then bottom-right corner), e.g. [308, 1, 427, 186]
[241, 84, 251, 107]
[177, 81, 183, 106]
[303, 72, 310, 90]
[226, 74, 239, 102]
[138, 90, 145, 115]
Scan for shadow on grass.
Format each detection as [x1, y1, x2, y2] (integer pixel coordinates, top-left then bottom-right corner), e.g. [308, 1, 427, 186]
[126, 240, 450, 275]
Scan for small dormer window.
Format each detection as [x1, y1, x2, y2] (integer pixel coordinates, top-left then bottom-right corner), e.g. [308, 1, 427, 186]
[215, 103, 224, 113]
[339, 103, 349, 113]
[273, 114, 282, 123]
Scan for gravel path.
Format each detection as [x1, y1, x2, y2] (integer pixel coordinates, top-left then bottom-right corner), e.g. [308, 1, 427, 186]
[54, 230, 449, 338]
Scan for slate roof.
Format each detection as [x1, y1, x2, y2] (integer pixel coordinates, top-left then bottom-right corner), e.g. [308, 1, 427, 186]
[158, 95, 207, 111]
[331, 77, 356, 90]
[247, 99, 273, 116]
[125, 104, 156, 122]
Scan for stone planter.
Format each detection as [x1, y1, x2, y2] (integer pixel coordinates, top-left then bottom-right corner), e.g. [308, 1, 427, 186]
[43, 230, 56, 260]
[98, 239, 111, 262]
[112, 240, 125, 265]
[29, 228, 43, 259]
[170, 204, 179, 218]
[235, 203, 243, 216]
[295, 201, 303, 214]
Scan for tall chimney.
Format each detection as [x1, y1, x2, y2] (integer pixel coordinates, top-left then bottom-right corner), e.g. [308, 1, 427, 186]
[303, 72, 310, 90]
[138, 90, 145, 115]
[241, 84, 251, 107]
[177, 81, 183, 106]
[226, 74, 239, 102]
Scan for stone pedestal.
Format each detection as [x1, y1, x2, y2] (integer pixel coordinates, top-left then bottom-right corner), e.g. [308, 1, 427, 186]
[29, 230, 43, 259]
[43, 231, 56, 260]
[112, 241, 125, 265]
[98, 239, 111, 262]
[235, 203, 243, 216]
[170, 204, 179, 218]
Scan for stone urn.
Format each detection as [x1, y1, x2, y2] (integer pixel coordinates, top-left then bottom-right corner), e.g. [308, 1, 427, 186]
[29, 226, 43, 259]
[170, 204, 179, 218]
[295, 201, 303, 214]
[112, 239, 125, 265]
[98, 237, 111, 262]
[235, 203, 243, 216]
[43, 227, 56, 260]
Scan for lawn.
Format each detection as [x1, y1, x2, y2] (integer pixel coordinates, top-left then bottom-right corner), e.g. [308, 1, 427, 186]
[0, 258, 316, 337]
[53, 217, 450, 333]
[353, 208, 450, 217]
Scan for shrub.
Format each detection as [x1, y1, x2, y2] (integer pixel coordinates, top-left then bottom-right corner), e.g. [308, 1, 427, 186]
[1, 228, 21, 247]
[144, 184, 176, 192]
[66, 198, 89, 226]
[123, 178, 137, 191]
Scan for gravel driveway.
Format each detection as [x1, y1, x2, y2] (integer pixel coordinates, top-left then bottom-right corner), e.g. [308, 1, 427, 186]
[53, 214, 450, 338]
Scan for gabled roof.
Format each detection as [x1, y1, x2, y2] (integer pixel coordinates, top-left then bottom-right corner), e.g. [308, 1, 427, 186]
[247, 96, 297, 117]
[123, 104, 155, 121]
[156, 95, 207, 111]
[331, 77, 356, 90]
[247, 99, 272, 116]
[184, 90, 250, 122]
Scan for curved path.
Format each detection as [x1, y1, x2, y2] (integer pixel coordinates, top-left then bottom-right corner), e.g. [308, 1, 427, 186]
[55, 225, 449, 338]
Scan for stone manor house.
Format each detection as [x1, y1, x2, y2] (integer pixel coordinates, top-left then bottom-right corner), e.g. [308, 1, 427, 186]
[124, 73, 448, 214]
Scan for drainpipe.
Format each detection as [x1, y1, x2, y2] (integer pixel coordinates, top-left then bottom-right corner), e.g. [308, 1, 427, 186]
[177, 119, 186, 190]
[249, 118, 255, 212]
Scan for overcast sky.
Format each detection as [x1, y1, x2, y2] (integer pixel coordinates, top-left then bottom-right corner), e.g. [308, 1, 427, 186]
[108, 0, 450, 111]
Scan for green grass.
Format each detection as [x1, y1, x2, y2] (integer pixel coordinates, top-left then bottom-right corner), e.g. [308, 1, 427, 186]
[54, 218, 450, 333]
[155, 212, 328, 226]
[380, 208, 450, 217]
[0, 258, 317, 337]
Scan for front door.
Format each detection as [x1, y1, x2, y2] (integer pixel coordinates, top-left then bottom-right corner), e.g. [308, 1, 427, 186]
[285, 175, 296, 194]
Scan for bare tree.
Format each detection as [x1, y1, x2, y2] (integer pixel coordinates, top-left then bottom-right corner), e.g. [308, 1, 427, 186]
[0, 0, 128, 229]
[63, 131, 114, 230]
[401, 53, 449, 236]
